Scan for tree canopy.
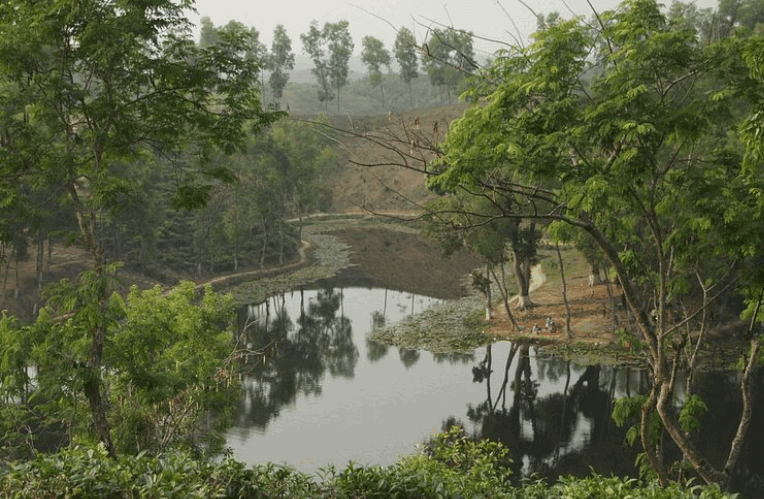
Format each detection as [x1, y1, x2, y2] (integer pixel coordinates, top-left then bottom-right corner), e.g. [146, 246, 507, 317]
[429, 0, 764, 489]
[301, 20, 354, 112]
[0, 0, 279, 456]
[361, 36, 392, 110]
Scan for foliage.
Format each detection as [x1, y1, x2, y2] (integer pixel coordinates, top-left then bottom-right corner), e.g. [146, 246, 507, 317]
[301, 22, 334, 106]
[394, 27, 420, 108]
[361, 36, 392, 110]
[678, 394, 709, 434]
[107, 282, 238, 456]
[422, 28, 476, 102]
[0, 436, 739, 498]
[429, 0, 764, 487]
[282, 76, 450, 115]
[301, 21, 354, 112]
[0, 445, 322, 499]
[0, 279, 240, 459]
[0, 0, 279, 454]
[334, 426, 512, 499]
[268, 25, 296, 103]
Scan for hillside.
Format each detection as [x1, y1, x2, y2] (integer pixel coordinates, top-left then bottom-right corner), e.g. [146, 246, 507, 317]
[319, 103, 470, 213]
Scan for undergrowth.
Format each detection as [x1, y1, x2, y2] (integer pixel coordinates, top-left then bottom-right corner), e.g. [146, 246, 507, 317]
[0, 427, 737, 499]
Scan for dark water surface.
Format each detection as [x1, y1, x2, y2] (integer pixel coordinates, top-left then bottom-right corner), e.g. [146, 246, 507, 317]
[226, 285, 763, 495]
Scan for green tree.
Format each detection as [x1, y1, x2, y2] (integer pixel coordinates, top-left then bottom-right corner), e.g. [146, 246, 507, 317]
[422, 28, 476, 102]
[199, 19, 268, 90]
[269, 25, 296, 106]
[394, 27, 420, 108]
[0, 0, 277, 457]
[199, 16, 221, 48]
[325, 21, 355, 113]
[301, 20, 354, 112]
[361, 36, 392, 110]
[429, 0, 764, 489]
[301, 21, 334, 108]
[266, 118, 338, 240]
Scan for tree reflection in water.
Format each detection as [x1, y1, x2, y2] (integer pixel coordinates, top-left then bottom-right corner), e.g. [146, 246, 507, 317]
[234, 286, 359, 430]
[226, 284, 762, 496]
[367, 310, 389, 363]
[459, 344, 642, 482]
[443, 344, 763, 496]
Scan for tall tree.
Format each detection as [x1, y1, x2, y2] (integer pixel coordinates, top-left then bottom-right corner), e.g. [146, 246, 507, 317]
[394, 27, 420, 109]
[422, 28, 476, 102]
[199, 19, 268, 91]
[301, 21, 334, 108]
[199, 16, 221, 48]
[324, 21, 355, 113]
[429, 0, 764, 489]
[0, 0, 278, 456]
[361, 36, 392, 110]
[269, 25, 296, 107]
[301, 20, 354, 113]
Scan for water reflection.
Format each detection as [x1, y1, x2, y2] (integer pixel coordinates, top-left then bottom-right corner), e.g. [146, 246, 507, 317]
[227, 286, 762, 497]
[235, 287, 359, 431]
[461, 345, 642, 481]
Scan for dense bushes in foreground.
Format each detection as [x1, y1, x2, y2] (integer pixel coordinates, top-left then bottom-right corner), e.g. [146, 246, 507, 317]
[0, 429, 736, 499]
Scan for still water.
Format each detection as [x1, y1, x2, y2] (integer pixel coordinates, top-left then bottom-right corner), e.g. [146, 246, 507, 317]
[226, 285, 763, 493]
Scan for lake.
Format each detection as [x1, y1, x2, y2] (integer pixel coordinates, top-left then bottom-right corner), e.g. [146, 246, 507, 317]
[226, 284, 763, 494]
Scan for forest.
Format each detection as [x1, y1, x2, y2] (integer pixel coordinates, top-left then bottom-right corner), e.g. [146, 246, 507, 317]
[1, 0, 763, 496]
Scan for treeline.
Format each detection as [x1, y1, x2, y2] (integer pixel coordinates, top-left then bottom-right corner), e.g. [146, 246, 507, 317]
[200, 16, 478, 114]
[282, 73, 462, 116]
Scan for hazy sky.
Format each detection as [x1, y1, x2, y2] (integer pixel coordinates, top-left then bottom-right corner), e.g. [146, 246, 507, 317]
[187, 0, 718, 59]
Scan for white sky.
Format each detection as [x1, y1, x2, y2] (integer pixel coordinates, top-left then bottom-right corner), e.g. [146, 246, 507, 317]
[187, 0, 720, 59]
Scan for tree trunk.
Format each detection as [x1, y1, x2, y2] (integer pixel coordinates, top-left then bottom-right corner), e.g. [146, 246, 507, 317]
[512, 249, 533, 310]
[490, 262, 517, 329]
[69, 184, 117, 459]
[588, 262, 602, 286]
[278, 224, 284, 265]
[604, 270, 620, 329]
[656, 377, 727, 485]
[14, 251, 19, 300]
[641, 383, 669, 485]
[485, 263, 492, 320]
[33, 234, 44, 317]
[555, 244, 573, 339]
[259, 217, 268, 269]
[1, 245, 15, 308]
[723, 335, 760, 487]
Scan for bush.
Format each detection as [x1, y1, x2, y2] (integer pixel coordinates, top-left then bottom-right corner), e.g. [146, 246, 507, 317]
[0, 432, 739, 499]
